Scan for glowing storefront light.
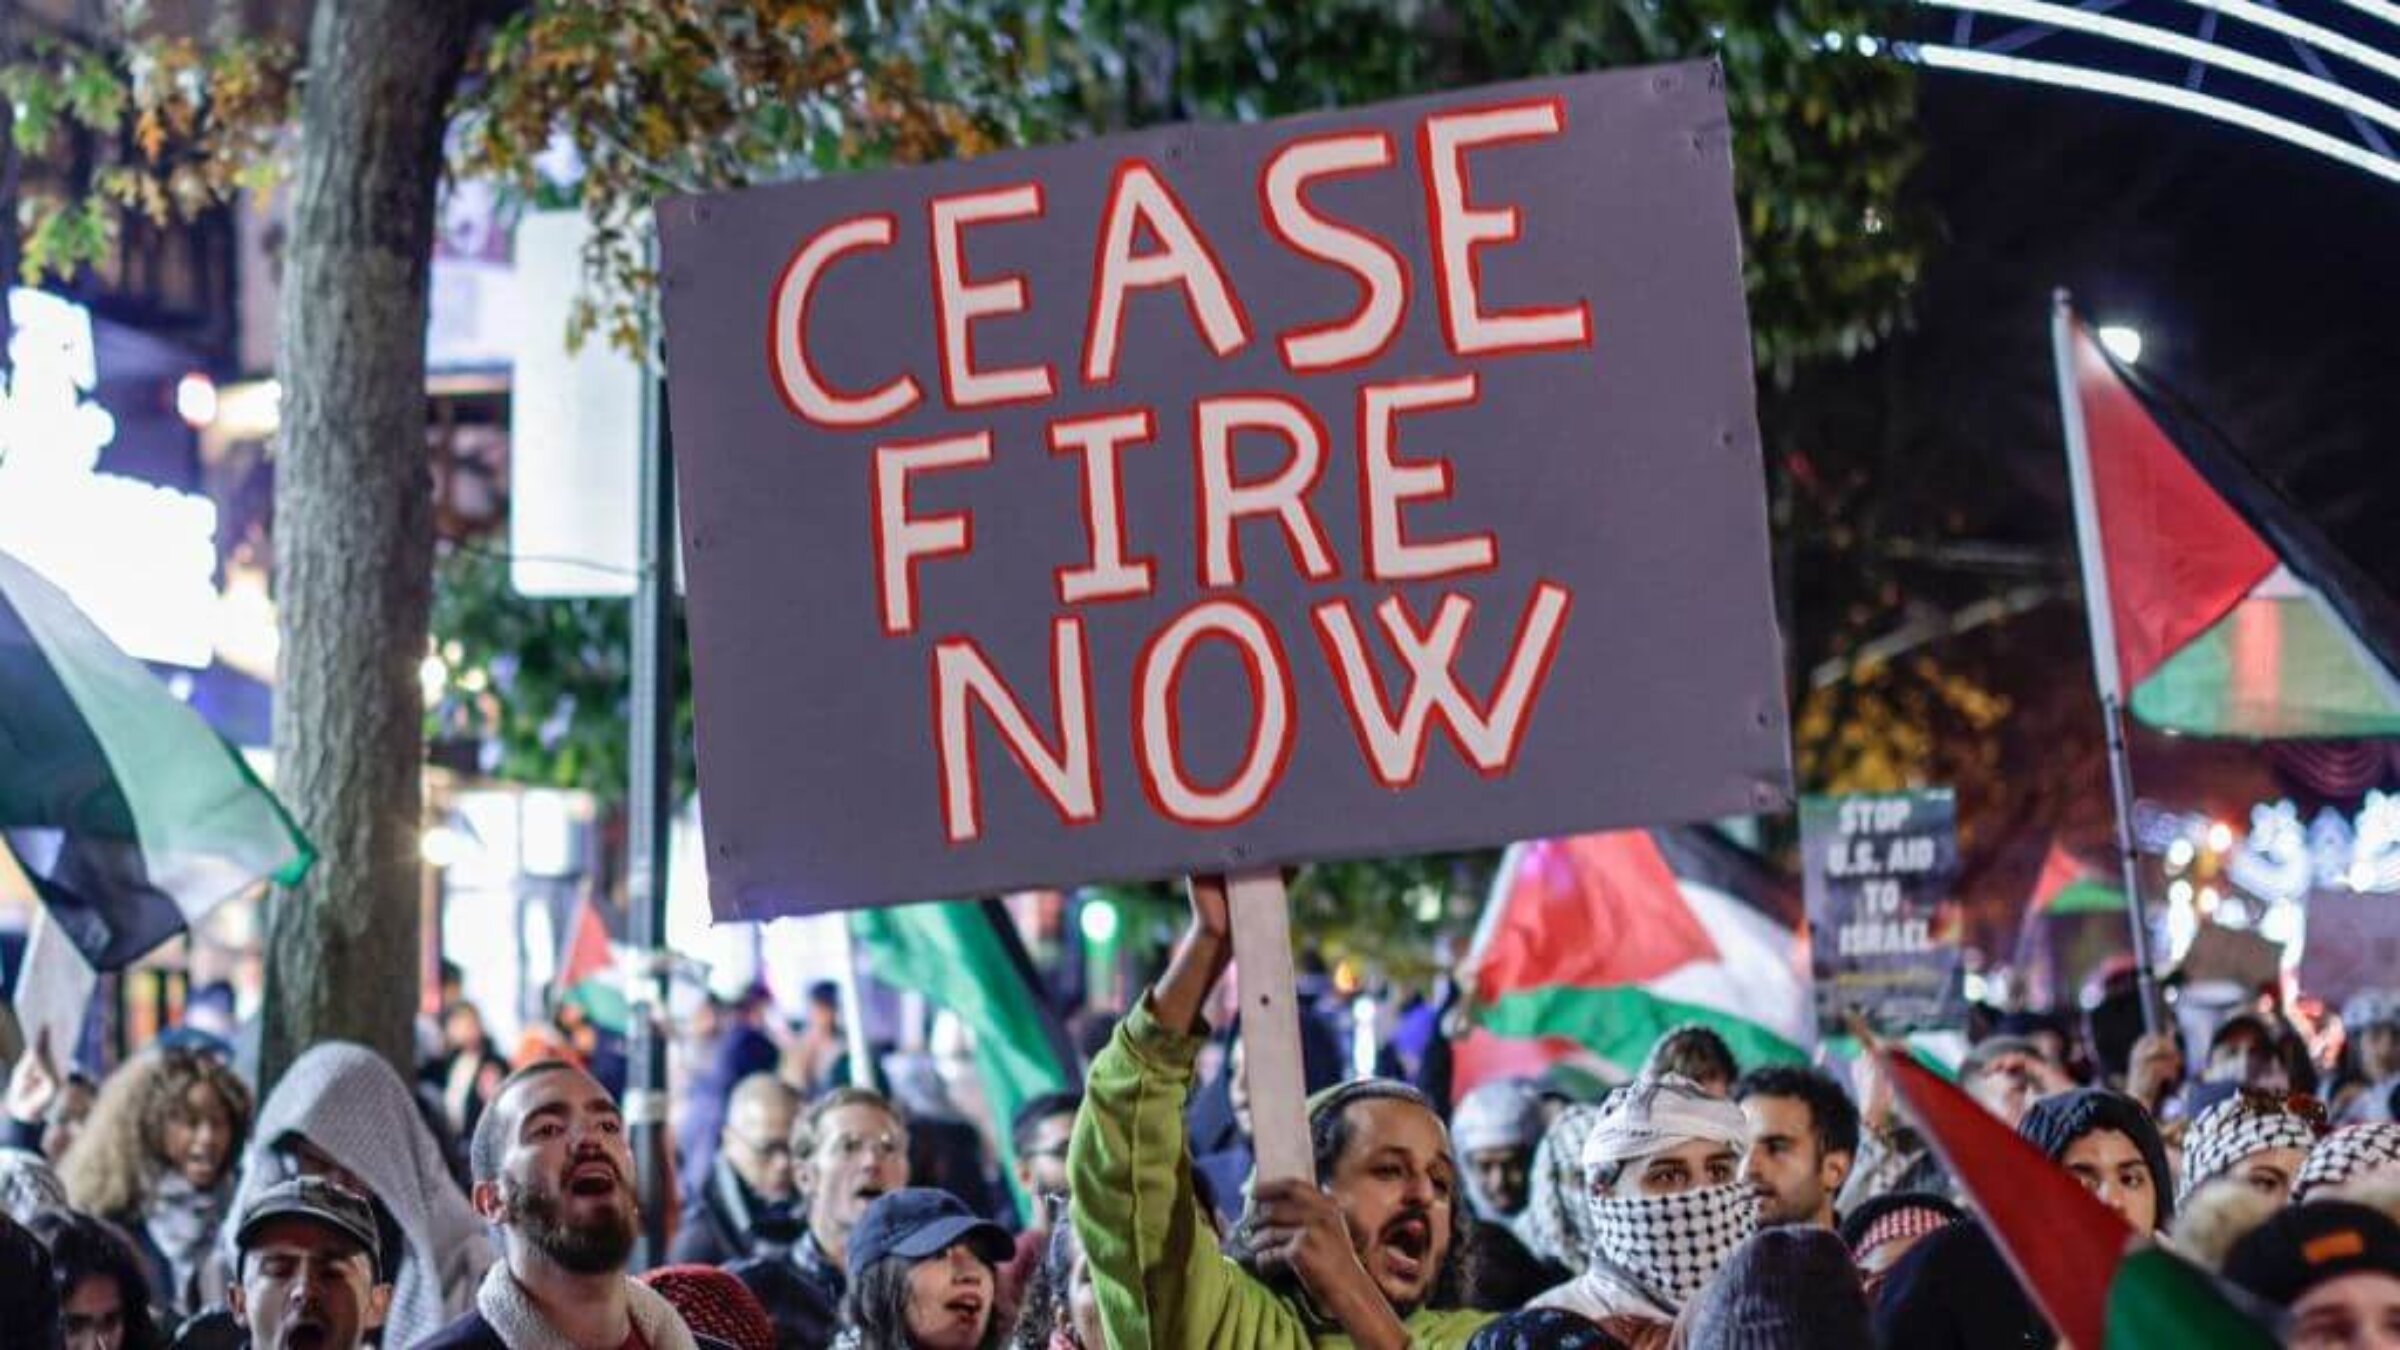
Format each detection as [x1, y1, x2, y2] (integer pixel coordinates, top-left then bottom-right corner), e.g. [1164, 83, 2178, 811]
[0, 289, 220, 667]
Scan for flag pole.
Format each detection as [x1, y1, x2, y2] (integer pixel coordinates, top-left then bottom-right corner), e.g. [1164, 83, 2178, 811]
[2052, 290, 2163, 1035]
[625, 311, 677, 1269]
[838, 911, 880, 1093]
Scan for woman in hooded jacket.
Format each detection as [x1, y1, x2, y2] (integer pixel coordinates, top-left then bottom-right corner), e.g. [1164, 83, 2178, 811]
[219, 1041, 495, 1349]
[1872, 1087, 2175, 1348]
[58, 1046, 251, 1319]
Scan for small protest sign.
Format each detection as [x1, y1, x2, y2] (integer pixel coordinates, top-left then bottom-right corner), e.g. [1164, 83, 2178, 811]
[1802, 790, 1966, 1036]
[657, 61, 1788, 921]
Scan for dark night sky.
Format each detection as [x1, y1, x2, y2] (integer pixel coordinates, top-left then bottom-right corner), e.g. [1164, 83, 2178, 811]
[1905, 48, 2400, 595]
[1790, 41, 2400, 932]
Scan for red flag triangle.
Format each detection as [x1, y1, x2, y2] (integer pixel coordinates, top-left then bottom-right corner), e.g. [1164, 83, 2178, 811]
[557, 893, 613, 990]
[1879, 1041, 2130, 1348]
[1472, 832, 1721, 1002]
[2070, 319, 2276, 689]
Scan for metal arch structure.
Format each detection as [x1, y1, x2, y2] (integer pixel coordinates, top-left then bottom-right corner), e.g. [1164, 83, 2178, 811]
[1889, 0, 2400, 183]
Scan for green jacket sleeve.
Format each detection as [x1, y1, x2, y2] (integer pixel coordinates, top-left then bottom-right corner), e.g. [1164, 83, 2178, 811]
[1066, 999, 1495, 1350]
[1069, 998, 1311, 1350]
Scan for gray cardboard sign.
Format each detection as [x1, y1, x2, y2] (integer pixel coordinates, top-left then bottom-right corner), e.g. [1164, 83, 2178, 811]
[658, 61, 1788, 922]
[1801, 791, 1968, 1037]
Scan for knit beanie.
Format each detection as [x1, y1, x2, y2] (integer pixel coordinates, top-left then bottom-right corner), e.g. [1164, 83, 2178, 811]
[2223, 1200, 2400, 1308]
[640, 1265, 778, 1350]
[1687, 1227, 1874, 1350]
[2016, 1087, 2177, 1229]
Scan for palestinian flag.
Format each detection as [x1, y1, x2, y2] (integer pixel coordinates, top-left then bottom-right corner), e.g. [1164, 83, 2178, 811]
[2015, 839, 2135, 1009]
[851, 898, 1076, 1209]
[2056, 300, 2400, 739]
[1460, 828, 1813, 1088]
[2027, 839, 2124, 917]
[0, 548, 312, 969]
[1872, 1032, 2275, 1348]
[554, 892, 628, 1034]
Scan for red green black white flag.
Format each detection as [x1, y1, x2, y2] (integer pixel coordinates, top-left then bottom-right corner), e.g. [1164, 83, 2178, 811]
[2056, 302, 2400, 739]
[0, 548, 312, 969]
[1872, 1031, 2275, 1348]
[1461, 827, 1813, 1086]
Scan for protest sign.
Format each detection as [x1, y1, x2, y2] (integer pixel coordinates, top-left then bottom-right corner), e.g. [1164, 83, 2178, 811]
[1803, 790, 1967, 1036]
[657, 60, 1788, 921]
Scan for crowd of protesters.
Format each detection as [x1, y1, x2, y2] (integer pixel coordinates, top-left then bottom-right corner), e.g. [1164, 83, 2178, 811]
[5, 886, 2400, 1350]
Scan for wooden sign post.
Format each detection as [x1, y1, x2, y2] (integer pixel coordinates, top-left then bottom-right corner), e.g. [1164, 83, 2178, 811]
[1229, 869, 1312, 1184]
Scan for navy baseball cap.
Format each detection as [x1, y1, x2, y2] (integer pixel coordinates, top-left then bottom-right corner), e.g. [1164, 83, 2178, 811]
[846, 1188, 1013, 1279]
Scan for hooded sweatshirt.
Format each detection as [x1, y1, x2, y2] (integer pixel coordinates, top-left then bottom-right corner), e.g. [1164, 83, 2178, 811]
[1069, 1000, 1492, 1350]
[222, 1042, 496, 1348]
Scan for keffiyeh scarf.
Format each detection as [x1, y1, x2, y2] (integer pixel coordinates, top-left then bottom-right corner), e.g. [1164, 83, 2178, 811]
[2180, 1094, 2324, 1201]
[1588, 1180, 1756, 1308]
[1579, 1075, 1750, 1175]
[2296, 1123, 2400, 1200]
[1520, 1104, 1603, 1272]
[145, 1172, 233, 1315]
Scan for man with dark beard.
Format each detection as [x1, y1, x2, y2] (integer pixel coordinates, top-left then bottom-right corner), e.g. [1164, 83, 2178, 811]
[420, 1062, 705, 1350]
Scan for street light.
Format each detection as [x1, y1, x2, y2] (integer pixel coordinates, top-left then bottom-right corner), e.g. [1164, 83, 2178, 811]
[176, 372, 219, 428]
[2097, 324, 2144, 364]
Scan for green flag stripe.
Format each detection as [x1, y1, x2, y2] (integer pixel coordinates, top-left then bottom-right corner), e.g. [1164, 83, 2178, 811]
[1473, 983, 1807, 1074]
[5, 555, 306, 897]
[2101, 1245, 2277, 1349]
[850, 900, 1072, 1213]
[0, 574, 138, 838]
[2132, 592, 2400, 739]
[2046, 879, 2126, 916]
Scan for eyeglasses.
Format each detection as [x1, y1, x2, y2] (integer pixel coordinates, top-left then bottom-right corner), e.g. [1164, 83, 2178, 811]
[823, 1132, 905, 1161]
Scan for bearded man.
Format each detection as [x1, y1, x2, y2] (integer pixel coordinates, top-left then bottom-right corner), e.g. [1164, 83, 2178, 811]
[1529, 1075, 1754, 1348]
[420, 1062, 701, 1350]
[1072, 876, 1493, 1350]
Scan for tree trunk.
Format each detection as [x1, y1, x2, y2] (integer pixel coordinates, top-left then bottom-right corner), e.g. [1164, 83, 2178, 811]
[262, 1, 480, 1090]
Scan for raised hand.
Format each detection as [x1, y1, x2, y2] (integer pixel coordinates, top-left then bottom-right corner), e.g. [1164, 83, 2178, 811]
[6, 1029, 60, 1127]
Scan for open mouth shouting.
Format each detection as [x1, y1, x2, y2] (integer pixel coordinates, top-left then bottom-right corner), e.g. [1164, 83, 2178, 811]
[565, 1157, 622, 1200]
[281, 1310, 332, 1350]
[941, 1291, 989, 1328]
[1374, 1212, 1435, 1288]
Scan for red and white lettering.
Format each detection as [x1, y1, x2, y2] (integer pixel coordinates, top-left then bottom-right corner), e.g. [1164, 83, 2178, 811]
[1260, 132, 1408, 372]
[1312, 582, 1573, 787]
[1194, 394, 1338, 589]
[1420, 100, 1593, 357]
[929, 183, 1056, 409]
[1134, 599, 1294, 827]
[1050, 409, 1158, 605]
[1083, 160, 1251, 383]
[932, 619, 1100, 844]
[871, 432, 992, 637]
[767, 214, 922, 428]
[1359, 374, 1495, 582]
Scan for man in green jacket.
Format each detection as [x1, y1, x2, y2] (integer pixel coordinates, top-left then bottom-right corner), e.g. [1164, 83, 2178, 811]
[1071, 876, 1494, 1350]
